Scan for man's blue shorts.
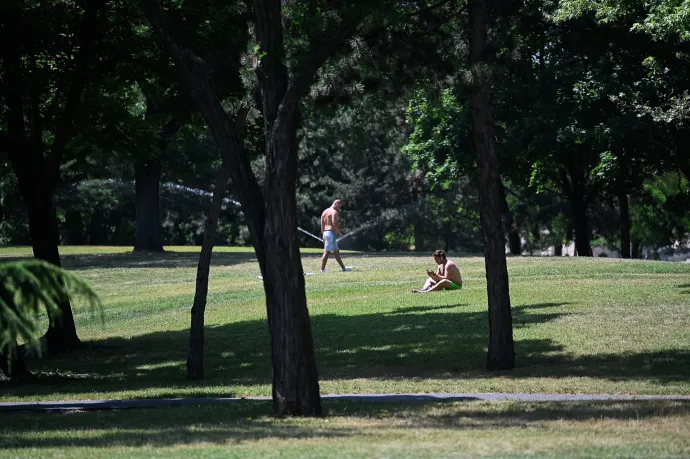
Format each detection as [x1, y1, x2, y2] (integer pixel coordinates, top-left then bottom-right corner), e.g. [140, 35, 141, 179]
[323, 230, 338, 252]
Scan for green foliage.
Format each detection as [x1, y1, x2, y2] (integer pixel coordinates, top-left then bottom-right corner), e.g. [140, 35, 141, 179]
[0, 261, 100, 370]
[631, 172, 690, 249]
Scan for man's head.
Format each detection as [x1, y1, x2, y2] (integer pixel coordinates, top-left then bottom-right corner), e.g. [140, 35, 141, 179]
[433, 249, 446, 263]
[332, 199, 342, 210]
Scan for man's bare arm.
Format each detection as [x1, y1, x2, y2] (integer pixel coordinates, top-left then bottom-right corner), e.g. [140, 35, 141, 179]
[333, 211, 342, 235]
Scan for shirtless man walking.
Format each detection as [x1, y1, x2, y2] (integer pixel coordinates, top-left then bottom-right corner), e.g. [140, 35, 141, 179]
[320, 199, 352, 273]
[412, 249, 463, 292]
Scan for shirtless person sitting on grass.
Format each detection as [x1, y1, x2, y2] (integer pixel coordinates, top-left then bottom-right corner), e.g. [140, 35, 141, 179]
[412, 249, 463, 293]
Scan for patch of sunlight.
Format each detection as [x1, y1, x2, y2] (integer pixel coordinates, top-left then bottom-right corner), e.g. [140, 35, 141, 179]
[136, 361, 184, 371]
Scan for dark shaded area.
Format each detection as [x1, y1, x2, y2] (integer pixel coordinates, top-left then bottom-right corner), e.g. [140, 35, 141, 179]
[0, 399, 687, 449]
[677, 284, 690, 294]
[2, 301, 689, 400]
[0, 250, 260, 270]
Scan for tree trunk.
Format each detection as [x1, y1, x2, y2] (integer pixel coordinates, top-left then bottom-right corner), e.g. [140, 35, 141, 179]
[570, 195, 592, 256]
[631, 240, 641, 259]
[560, 165, 592, 257]
[187, 163, 231, 380]
[468, 0, 515, 371]
[0, 346, 31, 381]
[500, 186, 521, 255]
[262, 120, 321, 415]
[1, 0, 104, 354]
[134, 159, 164, 252]
[554, 244, 562, 256]
[619, 190, 630, 259]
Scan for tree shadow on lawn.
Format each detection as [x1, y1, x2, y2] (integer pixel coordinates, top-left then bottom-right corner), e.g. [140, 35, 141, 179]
[1, 399, 688, 450]
[677, 284, 690, 294]
[0, 251, 260, 271]
[3, 301, 689, 399]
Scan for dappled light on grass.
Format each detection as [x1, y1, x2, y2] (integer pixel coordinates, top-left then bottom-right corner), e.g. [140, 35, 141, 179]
[0, 249, 688, 401]
[1, 400, 689, 457]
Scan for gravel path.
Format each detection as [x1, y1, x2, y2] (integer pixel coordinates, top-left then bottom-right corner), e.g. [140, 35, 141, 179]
[2, 393, 689, 412]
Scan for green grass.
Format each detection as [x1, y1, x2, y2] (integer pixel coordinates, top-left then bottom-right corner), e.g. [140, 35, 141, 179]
[1, 246, 689, 457]
[1, 247, 689, 403]
[1, 400, 689, 458]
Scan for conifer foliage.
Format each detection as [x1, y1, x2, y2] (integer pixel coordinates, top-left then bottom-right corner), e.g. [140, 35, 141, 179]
[0, 261, 100, 375]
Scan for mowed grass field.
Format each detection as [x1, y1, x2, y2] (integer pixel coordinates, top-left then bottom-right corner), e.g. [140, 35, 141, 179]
[1, 246, 689, 458]
[1, 246, 689, 401]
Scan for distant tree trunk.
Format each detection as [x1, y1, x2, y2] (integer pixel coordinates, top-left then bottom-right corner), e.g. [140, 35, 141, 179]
[499, 180, 521, 255]
[618, 190, 630, 259]
[570, 197, 592, 257]
[187, 162, 230, 380]
[134, 159, 164, 252]
[560, 165, 592, 257]
[631, 240, 641, 259]
[413, 189, 425, 252]
[554, 243, 562, 256]
[468, 0, 515, 371]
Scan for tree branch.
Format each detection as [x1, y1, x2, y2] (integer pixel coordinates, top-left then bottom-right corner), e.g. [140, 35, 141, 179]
[275, 11, 367, 131]
[45, 0, 108, 191]
[138, 0, 266, 261]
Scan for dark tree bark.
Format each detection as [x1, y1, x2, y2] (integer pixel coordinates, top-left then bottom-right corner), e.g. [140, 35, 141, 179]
[134, 158, 164, 252]
[187, 162, 231, 380]
[0, 346, 31, 381]
[139, 0, 362, 415]
[618, 189, 630, 259]
[559, 165, 592, 257]
[500, 182, 521, 255]
[468, 0, 515, 371]
[554, 243, 562, 256]
[631, 240, 641, 259]
[1, 0, 106, 352]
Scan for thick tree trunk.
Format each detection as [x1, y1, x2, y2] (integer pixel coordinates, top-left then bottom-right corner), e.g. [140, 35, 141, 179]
[619, 190, 630, 259]
[187, 163, 231, 380]
[554, 244, 562, 256]
[26, 193, 81, 351]
[262, 121, 321, 415]
[4, 31, 80, 351]
[1, 0, 104, 354]
[570, 196, 592, 256]
[134, 159, 164, 252]
[468, 0, 515, 371]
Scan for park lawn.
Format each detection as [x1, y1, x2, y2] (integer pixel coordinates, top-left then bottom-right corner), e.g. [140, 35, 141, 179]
[0, 247, 689, 402]
[1, 400, 689, 458]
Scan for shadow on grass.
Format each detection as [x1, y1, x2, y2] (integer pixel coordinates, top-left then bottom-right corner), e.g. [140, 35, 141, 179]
[0, 399, 688, 449]
[0, 251, 260, 270]
[2, 300, 689, 399]
[677, 284, 690, 294]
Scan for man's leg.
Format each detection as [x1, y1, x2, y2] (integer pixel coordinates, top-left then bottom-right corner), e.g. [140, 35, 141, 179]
[321, 251, 330, 271]
[333, 250, 346, 270]
[412, 278, 436, 293]
[422, 279, 453, 292]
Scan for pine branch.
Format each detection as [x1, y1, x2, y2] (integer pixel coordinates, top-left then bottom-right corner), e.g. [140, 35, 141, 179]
[0, 261, 101, 373]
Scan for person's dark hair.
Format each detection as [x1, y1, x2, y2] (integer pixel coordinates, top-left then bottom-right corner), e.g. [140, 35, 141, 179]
[433, 249, 446, 260]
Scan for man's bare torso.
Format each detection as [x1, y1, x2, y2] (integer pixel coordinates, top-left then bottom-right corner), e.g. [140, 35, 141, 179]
[438, 259, 463, 285]
[321, 207, 338, 233]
